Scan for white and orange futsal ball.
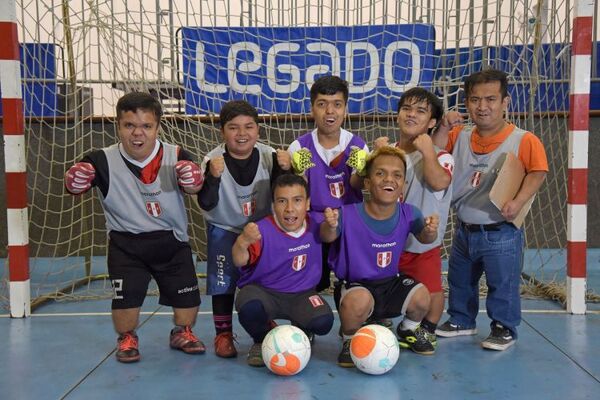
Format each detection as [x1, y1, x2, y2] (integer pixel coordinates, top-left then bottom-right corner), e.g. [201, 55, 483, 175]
[261, 325, 311, 376]
[350, 324, 399, 375]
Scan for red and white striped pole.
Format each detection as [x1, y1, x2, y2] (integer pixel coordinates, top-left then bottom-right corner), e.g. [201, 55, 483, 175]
[566, 0, 594, 314]
[1, 0, 30, 317]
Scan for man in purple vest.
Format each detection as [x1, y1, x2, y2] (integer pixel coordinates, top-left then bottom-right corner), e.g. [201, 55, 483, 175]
[321, 147, 440, 367]
[232, 174, 334, 367]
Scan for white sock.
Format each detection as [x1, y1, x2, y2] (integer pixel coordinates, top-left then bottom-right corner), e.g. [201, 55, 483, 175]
[342, 334, 354, 342]
[400, 318, 420, 332]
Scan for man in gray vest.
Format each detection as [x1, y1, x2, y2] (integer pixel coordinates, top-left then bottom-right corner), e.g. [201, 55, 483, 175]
[65, 92, 205, 363]
[433, 69, 548, 351]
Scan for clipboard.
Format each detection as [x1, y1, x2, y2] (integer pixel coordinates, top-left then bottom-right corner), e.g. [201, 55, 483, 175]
[489, 152, 534, 229]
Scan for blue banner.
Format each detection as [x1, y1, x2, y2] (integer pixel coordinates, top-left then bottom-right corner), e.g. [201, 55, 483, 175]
[181, 25, 436, 115]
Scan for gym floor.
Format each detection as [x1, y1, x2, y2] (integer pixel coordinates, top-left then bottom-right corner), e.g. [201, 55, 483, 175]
[1, 251, 599, 399]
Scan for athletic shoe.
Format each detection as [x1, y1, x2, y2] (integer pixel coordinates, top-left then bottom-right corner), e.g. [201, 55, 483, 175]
[424, 329, 438, 348]
[396, 325, 435, 355]
[214, 331, 238, 358]
[169, 326, 206, 354]
[247, 342, 265, 367]
[337, 339, 354, 368]
[116, 331, 141, 363]
[365, 317, 394, 330]
[481, 322, 516, 351]
[435, 320, 478, 338]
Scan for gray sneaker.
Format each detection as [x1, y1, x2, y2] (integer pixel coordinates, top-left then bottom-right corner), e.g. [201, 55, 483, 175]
[247, 342, 265, 367]
[435, 320, 478, 338]
[481, 322, 515, 351]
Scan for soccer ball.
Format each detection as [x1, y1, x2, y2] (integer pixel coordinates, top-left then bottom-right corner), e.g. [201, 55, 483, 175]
[261, 325, 311, 376]
[350, 324, 399, 375]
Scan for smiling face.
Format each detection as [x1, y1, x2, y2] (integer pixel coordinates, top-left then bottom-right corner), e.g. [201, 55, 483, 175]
[272, 184, 310, 233]
[117, 109, 160, 162]
[221, 114, 260, 159]
[311, 92, 347, 137]
[465, 81, 509, 135]
[397, 98, 438, 140]
[364, 154, 406, 206]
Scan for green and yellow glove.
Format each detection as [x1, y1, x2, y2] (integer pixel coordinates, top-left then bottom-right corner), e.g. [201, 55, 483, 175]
[291, 148, 316, 176]
[346, 146, 368, 176]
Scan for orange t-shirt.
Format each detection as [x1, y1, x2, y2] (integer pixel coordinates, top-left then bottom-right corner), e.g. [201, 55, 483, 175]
[446, 123, 548, 173]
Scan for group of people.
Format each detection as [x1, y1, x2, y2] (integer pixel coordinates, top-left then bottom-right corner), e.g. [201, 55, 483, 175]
[64, 69, 548, 368]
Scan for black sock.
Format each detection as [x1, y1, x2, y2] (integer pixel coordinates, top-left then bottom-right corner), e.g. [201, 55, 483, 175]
[212, 294, 235, 335]
[421, 319, 437, 334]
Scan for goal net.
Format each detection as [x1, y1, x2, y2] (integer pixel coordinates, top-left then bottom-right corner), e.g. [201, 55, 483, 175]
[0, 0, 592, 310]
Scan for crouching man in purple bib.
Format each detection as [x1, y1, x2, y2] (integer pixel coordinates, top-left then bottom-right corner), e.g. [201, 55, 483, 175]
[232, 174, 334, 367]
[320, 147, 440, 367]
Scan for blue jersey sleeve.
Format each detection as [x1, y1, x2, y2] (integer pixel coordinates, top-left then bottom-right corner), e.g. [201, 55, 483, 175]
[407, 204, 425, 236]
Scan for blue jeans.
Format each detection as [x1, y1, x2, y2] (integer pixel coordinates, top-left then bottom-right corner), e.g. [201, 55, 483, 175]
[447, 222, 524, 338]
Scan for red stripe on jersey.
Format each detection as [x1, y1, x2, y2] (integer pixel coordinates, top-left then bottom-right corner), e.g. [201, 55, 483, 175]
[140, 147, 164, 183]
[0, 22, 19, 60]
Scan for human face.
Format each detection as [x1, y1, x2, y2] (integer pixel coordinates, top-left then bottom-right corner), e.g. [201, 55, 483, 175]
[397, 98, 437, 140]
[272, 184, 310, 233]
[364, 155, 405, 205]
[311, 92, 347, 137]
[221, 115, 260, 159]
[117, 109, 160, 162]
[465, 81, 509, 135]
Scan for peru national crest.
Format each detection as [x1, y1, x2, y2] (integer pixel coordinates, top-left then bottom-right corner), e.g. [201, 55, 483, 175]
[329, 181, 345, 199]
[242, 199, 257, 217]
[292, 254, 307, 271]
[145, 201, 162, 217]
[377, 251, 392, 268]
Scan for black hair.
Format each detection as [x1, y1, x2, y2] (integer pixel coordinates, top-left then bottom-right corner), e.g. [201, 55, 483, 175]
[310, 75, 349, 104]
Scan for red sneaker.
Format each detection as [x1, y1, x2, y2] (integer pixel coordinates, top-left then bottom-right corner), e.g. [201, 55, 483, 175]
[170, 326, 206, 354]
[214, 331, 238, 358]
[116, 331, 140, 363]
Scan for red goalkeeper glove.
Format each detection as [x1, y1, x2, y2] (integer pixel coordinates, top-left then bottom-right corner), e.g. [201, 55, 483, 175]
[65, 162, 96, 194]
[175, 160, 204, 190]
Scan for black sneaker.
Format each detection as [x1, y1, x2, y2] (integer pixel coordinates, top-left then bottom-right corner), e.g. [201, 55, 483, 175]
[435, 320, 478, 338]
[365, 317, 394, 330]
[337, 339, 354, 368]
[247, 342, 265, 367]
[396, 325, 435, 355]
[481, 322, 515, 351]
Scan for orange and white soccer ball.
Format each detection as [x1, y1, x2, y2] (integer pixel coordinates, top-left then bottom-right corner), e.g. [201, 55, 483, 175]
[350, 324, 399, 375]
[261, 325, 311, 376]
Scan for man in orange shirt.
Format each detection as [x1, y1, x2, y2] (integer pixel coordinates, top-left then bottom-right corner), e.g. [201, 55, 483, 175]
[433, 69, 548, 351]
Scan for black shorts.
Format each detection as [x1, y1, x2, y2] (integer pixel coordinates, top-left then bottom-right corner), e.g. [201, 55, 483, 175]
[235, 284, 333, 329]
[108, 230, 201, 309]
[333, 274, 423, 319]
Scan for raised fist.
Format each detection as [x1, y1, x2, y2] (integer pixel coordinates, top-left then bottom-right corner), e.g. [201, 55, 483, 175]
[323, 207, 339, 229]
[346, 146, 368, 176]
[241, 222, 262, 245]
[276, 149, 292, 171]
[291, 148, 316, 176]
[373, 136, 390, 151]
[175, 160, 204, 192]
[65, 162, 95, 194]
[209, 156, 225, 178]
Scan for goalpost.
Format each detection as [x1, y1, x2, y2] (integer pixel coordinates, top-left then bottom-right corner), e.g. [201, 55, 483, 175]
[0, 0, 595, 316]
